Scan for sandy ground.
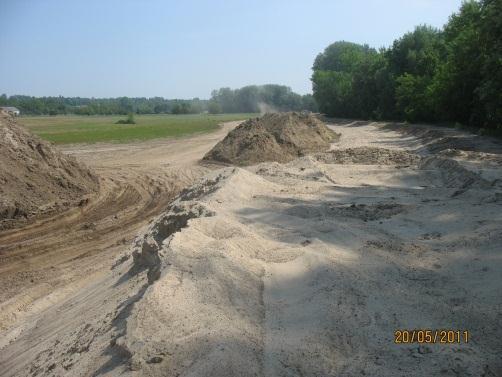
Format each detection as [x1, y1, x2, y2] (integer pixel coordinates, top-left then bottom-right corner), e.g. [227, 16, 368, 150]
[0, 122, 238, 338]
[1, 120, 501, 376]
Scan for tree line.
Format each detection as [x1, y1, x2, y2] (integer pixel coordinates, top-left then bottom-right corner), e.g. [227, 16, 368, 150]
[312, 0, 501, 131]
[0, 84, 317, 116]
[0, 95, 209, 116]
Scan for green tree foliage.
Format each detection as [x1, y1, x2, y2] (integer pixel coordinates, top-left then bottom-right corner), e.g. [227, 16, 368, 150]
[0, 95, 208, 116]
[300, 94, 318, 113]
[313, 41, 375, 72]
[395, 73, 433, 122]
[208, 101, 222, 114]
[389, 25, 444, 122]
[478, 0, 502, 128]
[312, 42, 382, 118]
[170, 101, 192, 115]
[430, 2, 483, 124]
[312, 71, 352, 117]
[210, 84, 318, 113]
[312, 0, 501, 130]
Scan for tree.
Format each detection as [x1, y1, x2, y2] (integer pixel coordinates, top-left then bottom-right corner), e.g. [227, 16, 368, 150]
[395, 73, 432, 122]
[429, 1, 483, 124]
[310, 1, 498, 128]
[171, 102, 192, 114]
[300, 94, 318, 112]
[208, 101, 222, 114]
[210, 84, 315, 113]
[478, 0, 502, 129]
[312, 70, 352, 117]
[313, 41, 375, 72]
[312, 41, 379, 118]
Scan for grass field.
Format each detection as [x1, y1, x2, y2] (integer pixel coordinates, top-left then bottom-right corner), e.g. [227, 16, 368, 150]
[19, 114, 256, 144]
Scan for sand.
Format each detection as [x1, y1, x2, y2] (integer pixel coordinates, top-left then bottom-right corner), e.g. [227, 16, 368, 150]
[1, 120, 501, 376]
[203, 112, 339, 166]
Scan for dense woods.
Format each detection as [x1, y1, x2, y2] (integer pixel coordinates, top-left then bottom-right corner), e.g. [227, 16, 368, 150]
[312, 0, 501, 130]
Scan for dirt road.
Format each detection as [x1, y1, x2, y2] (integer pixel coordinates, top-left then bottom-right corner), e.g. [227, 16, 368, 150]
[1, 120, 501, 376]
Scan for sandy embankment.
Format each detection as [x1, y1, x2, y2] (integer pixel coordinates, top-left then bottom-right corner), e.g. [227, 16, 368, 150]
[1, 120, 502, 376]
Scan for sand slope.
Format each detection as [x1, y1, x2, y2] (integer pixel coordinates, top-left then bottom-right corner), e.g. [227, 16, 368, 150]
[1, 120, 501, 376]
[0, 113, 98, 229]
[203, 112, 339, 165]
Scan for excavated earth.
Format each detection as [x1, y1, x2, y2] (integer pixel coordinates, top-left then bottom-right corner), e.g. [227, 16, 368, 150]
[203, 112, 339, 166]
[0, 114, 98, 229]
[1, 118, 502, 377]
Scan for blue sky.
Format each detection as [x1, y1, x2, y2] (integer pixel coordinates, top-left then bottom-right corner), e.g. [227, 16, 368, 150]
[0, 0, 463, 99]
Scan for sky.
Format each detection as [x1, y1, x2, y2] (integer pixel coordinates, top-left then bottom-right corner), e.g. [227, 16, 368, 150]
[0, 0, 463, 99]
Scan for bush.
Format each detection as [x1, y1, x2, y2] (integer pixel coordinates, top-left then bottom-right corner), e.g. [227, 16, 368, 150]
[116, 112, 136, 124]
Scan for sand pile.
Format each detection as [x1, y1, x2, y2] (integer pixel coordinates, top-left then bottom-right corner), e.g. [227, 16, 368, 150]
[203, 112, 339, 165]
[0, 113, 98, 228]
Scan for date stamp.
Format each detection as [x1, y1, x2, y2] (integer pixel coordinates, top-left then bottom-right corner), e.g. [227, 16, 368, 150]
[394, 329, 469, 344]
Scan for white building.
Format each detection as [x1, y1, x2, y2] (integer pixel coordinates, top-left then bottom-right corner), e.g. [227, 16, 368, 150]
[0, 106, 20, 116]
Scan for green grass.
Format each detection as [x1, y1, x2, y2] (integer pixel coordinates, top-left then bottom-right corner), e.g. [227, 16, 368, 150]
[19, 114, 257, 144]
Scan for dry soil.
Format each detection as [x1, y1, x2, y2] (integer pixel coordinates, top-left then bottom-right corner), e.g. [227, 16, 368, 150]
[203, 112, 339, 166]
[0, 114, 98, 229]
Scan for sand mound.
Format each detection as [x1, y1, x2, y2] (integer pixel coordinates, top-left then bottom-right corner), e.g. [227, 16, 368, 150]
[202, 112, 339, 166]
[0, 113, 98, 228]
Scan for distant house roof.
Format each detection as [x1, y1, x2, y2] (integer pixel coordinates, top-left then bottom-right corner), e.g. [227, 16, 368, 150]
[0, 106, 20, 112]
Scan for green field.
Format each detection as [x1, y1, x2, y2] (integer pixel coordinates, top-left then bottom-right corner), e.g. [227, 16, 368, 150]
[19, 114, 256, 144]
